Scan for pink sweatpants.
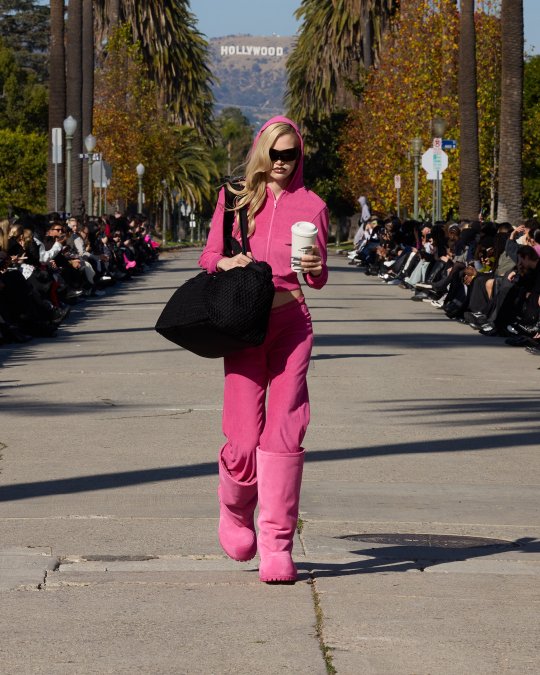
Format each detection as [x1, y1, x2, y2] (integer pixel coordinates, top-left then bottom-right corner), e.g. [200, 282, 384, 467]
[221, 297, 314, 483]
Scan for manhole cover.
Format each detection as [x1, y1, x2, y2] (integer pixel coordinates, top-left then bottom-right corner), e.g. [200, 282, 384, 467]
[339, 533, 518, 549]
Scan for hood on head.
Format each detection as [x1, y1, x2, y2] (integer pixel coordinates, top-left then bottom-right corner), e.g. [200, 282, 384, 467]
[252, 115, 304, 192]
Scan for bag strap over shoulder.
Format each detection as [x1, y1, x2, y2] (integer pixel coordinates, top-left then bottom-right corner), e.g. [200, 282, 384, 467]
[224, 183, 249, 256]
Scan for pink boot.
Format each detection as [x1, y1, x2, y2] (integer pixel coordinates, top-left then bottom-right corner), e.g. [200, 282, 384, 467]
[218, 448, 258, 561]
[256, 447, 305, 583]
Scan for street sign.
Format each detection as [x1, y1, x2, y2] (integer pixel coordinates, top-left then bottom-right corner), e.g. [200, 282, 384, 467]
[92, 160, 112, 188]
[422, 148, 448, 177]
[433, 137, 443, 151]
[52, 128, 62, 164]
[394, 174, 401, 189]
[442, 139, 457, 150]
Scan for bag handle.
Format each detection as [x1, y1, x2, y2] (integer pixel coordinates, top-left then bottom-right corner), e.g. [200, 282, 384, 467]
[224, 183, 249, 257]
[238, 207, 249, 256]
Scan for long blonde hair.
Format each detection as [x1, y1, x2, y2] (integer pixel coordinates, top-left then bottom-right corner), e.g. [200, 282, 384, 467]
[227, 122, 299, 236]
[0, 219, 10, 252]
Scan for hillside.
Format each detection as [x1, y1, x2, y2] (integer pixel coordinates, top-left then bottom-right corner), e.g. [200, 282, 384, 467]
[208, 35, 295, 126]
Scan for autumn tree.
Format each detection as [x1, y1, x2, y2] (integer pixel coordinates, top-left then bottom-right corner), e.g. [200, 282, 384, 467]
[93, 25, 218, 212]
[341, 0, 501, 219]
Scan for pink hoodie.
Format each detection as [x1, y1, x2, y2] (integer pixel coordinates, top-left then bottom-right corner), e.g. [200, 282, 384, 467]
[198, 116, 329, 292]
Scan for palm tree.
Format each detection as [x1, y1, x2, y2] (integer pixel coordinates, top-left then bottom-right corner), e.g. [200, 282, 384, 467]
[458, 0, 481, 219]
[47, 0, 66, 213]
[286, 0, 398, 122]
[82, 0, 94, 210]
[497, 0, 523, 225]
[166, 126, 220, 208]
[66, 0, 83, 213]
[94, 0, 215, 136]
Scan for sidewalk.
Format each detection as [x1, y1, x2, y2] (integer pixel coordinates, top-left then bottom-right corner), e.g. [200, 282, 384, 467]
[1, 250, 539, 674]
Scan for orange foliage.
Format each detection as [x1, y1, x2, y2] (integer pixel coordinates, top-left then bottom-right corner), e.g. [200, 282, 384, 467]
[93, 26, 175, 207]
[341, 0, 501, 219]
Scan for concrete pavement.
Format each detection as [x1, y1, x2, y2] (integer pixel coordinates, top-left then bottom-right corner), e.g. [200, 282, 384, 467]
[1, 249, 539, 674]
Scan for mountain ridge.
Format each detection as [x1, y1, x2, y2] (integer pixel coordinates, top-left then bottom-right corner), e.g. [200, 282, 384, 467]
[208, 35, 295, 126]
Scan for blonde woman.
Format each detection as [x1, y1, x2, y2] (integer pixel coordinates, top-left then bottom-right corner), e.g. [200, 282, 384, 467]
[199, 116, 329, 583]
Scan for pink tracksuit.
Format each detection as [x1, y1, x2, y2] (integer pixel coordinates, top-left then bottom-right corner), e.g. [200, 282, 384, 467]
[199, 116, 329, 483]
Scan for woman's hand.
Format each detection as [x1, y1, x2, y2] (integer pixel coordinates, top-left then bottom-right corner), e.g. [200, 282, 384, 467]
[216, 252, 253, 271]
[300, 245, 322, 277]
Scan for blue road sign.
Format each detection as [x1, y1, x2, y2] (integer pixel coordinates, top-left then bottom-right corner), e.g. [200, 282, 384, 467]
[442, 139, 457, 150]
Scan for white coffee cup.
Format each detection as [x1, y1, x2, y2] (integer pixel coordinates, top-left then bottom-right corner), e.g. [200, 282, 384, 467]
[291, 221, 318, 272]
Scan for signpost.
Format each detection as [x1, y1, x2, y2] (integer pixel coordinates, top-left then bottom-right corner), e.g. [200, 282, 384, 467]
[51, 128, 62, 212]
[92, 158, 112, 215]
[442, 139, 457, 150]
[421, 148, 448, 179]
[394, 174, 401, 218]
[422, 148, 448, 223]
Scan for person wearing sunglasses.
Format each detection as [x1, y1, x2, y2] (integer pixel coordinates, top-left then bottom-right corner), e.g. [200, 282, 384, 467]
[199, 116, 329, 583]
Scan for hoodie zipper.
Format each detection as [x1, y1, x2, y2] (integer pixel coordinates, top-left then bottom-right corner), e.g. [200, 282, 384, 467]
[265, 191, 284, 261]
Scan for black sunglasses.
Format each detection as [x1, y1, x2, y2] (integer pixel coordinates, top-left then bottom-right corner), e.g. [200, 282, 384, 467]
[269, 147, 299, 163]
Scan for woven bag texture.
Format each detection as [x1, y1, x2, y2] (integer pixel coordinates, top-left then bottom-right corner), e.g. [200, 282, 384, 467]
[204, 261, 274, 342]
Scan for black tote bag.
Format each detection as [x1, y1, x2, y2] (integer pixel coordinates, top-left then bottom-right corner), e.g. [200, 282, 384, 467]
[155, 194, 275, 358]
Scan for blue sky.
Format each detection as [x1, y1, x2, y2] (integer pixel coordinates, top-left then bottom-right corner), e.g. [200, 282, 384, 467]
[189, 0, 540, 55]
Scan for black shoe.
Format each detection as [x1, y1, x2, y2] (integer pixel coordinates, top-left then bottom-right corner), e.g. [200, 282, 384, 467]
[479, 323, 498, 336]
[51, 306, 70, 325]
[505, 335, 529, 347]
[411, 292, 429, 301]
[464, 311, 488, 326]
[525, 343, 540, 355]
[517, 321, 540, 336]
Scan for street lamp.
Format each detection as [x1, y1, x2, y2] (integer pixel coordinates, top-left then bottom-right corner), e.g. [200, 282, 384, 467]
[84, 133, 97, 217]
[432, 116, 447, 139]
[136, 163, 145, 213]
[161, 179, 168, 246]
[410, 137, 422, 220]
[63, 116, 77, 215]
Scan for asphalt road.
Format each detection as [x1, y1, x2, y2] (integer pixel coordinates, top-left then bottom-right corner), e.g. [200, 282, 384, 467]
[1, 249, 539, 674]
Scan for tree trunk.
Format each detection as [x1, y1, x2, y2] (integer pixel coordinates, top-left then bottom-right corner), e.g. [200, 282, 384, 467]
[66, 0, 83, 216]
[497, 0, 523, 225]
[47, 0, 66, 213]
[458, 0, 481, 220]
[109, 0, 121, 26]
[82, 0, 94, 213]
[362, 3, 373, 70]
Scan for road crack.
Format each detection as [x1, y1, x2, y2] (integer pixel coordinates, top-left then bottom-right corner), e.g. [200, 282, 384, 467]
[298, 519, 337, 674]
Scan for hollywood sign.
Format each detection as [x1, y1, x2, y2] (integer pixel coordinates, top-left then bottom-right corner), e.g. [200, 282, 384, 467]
[220, 45, 285, 57]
